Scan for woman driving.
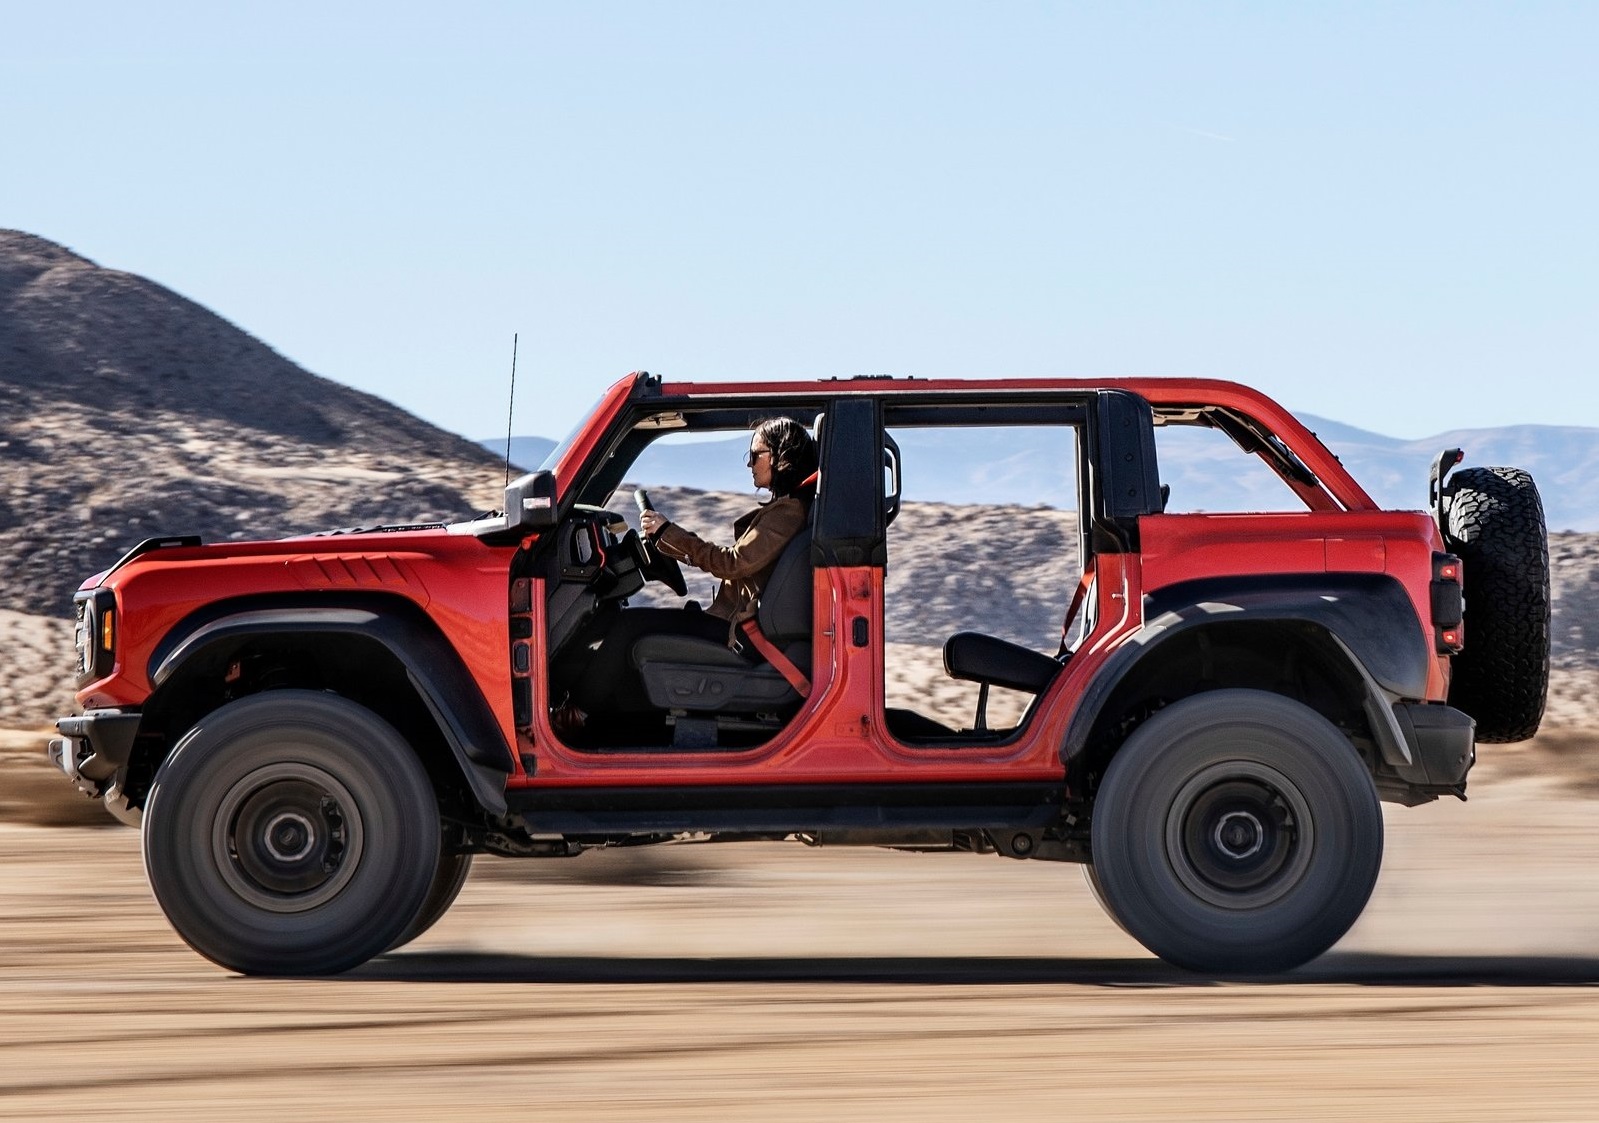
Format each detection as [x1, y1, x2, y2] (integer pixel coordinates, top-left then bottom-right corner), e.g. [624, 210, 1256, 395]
[552, 417, 818, 738]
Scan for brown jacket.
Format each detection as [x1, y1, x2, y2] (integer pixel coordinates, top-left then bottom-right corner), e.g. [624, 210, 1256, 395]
[654, 496, 808, 641]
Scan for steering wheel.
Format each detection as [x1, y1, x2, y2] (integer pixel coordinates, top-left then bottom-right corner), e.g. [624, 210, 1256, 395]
[633, 490, 688, 597]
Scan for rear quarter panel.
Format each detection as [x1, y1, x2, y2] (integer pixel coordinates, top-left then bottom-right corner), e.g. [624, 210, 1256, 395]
[1137, 510, 1451, 699]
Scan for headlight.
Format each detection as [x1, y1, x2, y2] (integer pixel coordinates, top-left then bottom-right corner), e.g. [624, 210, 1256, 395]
[74, 598, 90, 676]
[73, 589, 118, 683]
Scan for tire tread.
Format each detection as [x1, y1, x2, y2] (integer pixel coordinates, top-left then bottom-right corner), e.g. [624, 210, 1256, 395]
[1442, 466, 1551, 743]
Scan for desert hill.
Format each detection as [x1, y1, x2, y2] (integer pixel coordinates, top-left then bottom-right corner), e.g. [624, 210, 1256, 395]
[0, 230, 507, 618]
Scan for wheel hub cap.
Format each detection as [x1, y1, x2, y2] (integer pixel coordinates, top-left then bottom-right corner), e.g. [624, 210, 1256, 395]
[212, 763, 366, 914]
[264, 810, 316, 863]
[1165, 760, 1316, 910]
[1213, 810, 1265, 860]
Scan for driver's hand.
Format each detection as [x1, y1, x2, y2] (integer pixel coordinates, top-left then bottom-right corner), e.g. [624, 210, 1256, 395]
[639, 510, 666, 539]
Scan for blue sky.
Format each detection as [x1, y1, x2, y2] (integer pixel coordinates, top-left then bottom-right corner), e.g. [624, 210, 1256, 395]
[4, 2, 1595, 441]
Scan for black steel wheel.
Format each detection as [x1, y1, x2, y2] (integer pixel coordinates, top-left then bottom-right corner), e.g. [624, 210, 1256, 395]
[1089, 690, 1382, 974]
[143, 691, 440, 975]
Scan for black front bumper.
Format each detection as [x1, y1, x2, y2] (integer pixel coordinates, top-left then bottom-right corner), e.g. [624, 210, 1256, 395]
[48, 709, 142, 795]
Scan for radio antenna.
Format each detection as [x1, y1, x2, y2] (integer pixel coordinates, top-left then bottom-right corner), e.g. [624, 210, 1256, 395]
[502, 333, 519, 488]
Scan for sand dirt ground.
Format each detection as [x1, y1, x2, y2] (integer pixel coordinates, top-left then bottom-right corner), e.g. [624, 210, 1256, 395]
[2, 730, 1599, 1121]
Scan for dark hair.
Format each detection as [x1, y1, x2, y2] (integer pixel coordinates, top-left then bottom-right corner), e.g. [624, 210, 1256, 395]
[753, 417, 817, 500]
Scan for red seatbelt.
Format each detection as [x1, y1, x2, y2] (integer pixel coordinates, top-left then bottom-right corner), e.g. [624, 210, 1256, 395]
[740, 619, 812, 697]
[1059, 561, 1096, 656]
[736, 477, 817, 696]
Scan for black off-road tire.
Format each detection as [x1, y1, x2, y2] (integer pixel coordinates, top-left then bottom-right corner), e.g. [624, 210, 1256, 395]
[142, 691, 441, 976]
[1441, 466, 1551, 743]
[385, 849, 473, 953]
[1089, 690, 1383, 974]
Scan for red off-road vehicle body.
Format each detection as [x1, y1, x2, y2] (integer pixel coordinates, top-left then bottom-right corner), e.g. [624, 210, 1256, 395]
[51, 372, 1545, 976]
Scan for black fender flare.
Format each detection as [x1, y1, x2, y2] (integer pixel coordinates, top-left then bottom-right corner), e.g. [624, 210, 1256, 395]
[1063, 573, 1434, 770]
[147, 593, 514, 815]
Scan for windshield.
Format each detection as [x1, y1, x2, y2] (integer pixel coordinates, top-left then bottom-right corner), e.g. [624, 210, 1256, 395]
[538, 416, 588, 475]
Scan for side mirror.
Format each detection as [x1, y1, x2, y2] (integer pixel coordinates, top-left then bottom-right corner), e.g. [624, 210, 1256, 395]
[474, 470, 557, 542]
[505, 470, 558, 531]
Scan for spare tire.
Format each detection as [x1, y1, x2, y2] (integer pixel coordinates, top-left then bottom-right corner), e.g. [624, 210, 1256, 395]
[1441, 466, 1551, 742]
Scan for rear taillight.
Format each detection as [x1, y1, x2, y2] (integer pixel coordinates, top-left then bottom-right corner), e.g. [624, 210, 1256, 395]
[1431, 552, 1464, 653]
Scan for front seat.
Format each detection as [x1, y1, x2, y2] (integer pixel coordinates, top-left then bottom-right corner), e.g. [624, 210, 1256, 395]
[631, 523, 814, 748]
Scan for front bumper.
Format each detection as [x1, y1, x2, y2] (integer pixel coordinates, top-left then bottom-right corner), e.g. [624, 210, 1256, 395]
[48, 709, 142, 797]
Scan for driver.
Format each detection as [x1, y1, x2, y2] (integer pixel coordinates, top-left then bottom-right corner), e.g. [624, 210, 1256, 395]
[551, 417, 818, 738]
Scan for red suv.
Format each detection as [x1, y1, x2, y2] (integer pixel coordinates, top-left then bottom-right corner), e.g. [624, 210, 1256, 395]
[49, 373, 1550, 976]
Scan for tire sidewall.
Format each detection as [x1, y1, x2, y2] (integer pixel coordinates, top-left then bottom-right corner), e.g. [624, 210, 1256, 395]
[1090, 690, 1383, 974]
[143, 690, 440, 975]
[385, 850, 473, 953]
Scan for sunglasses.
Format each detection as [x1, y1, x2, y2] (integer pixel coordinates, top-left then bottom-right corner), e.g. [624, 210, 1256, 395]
[746, 447, 772, 467]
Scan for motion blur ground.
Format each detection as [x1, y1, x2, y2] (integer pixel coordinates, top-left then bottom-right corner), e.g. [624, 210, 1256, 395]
[2, 737, 1599, 1121]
